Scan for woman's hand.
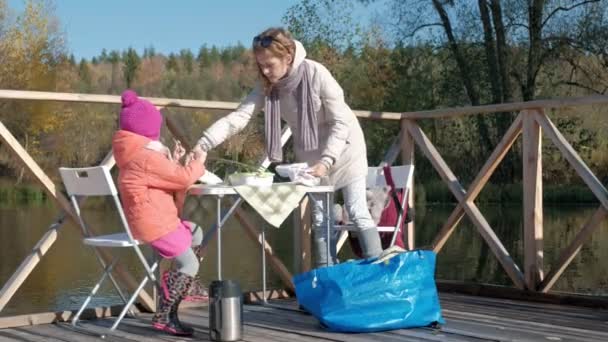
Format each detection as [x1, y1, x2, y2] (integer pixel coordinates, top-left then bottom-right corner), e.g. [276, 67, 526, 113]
[185, 145, 207, 165]
[307, 161, 329, 177]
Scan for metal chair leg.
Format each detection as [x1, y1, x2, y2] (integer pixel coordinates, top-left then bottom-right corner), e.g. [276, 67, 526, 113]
[262, 224, 267, 304]
[109, 261, 159, 331]
[106, 272, 137, 318]
[72, 257, 119, 326]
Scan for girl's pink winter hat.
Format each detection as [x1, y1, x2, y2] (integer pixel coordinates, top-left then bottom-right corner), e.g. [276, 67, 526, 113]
[119, 90, 163, 140]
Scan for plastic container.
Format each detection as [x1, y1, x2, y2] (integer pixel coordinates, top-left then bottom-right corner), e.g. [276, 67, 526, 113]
[228, 172, 274, 186]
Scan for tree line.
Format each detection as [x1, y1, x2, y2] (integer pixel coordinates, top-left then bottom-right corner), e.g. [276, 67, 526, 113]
[0, 0, 606, 202]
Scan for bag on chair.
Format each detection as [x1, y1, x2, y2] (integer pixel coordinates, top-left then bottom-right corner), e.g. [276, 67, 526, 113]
[349, 165, 412, 257]
[294, 249, 444, 333]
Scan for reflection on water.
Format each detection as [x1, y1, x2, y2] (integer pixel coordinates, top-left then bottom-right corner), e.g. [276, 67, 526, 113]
[0, 198, 606, 316]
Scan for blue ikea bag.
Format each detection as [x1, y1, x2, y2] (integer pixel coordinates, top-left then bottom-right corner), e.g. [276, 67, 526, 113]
[293, 250, 444, 333]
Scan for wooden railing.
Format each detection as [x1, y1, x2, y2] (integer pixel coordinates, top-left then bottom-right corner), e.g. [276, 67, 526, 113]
[0, 89, 607, 324]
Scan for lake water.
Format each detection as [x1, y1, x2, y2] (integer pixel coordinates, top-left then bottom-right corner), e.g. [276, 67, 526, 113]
[0, 198, 606, 316]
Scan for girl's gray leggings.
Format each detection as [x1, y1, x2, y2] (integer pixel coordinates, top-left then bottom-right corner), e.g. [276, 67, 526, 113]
[174, 223, 203, 276]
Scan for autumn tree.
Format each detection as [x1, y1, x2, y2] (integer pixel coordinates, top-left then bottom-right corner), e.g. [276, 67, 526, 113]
[122, 47, 140, 88]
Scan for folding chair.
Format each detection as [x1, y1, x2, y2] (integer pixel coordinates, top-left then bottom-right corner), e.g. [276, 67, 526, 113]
[59, 165, 159, 333]
[334, 164, 414, 254]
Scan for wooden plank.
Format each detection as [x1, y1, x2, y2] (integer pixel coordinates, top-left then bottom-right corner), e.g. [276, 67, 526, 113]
[292, 202, 303, 273]
[0, 152, 117, 313]
[4, 295, 608, 341]
[237, 323, 337, 342]
[234, 209, 295, 293]
[0, 120, 74, 218]
[0, 89, 239, 111]
[0, 326, 100, 342]
[352, 110, 403, 120]
[0, 304, 134, 329]
[441, 300, 607, 333]
[164, 112, 193, 150]
[440, 293, 605, 323]
[440, 295, 608, 336]
[461, 205, 526, 290]
[399, 120, 415, 250]
[395, 94, 608, 119]
[0, 228, 58, 313]
[335, 230, 349, 254]
[406, 122, 526, 289]
[465, 113, 523, 201]
[0, 131, 152, 312]
[0, 121, 74, 310]
[540, 206, 608, 293]
[0, 89, 400, 121]
[0, 140, 154, 312]
[441, 300, 599, 323]
[437, 281, 608, 309]
[437, 295, 607, 340]
[374, 329, 479, 342]
[244, 289, 292, 304]
[534, 110, 608, 210]
[62, 319, 172, 342]
[294, 196, 312, 273]
[405, 122, 466, 201]
[242, 301, 563, 342]
[359, 96, 608, 120]
[432, 208, 466, 254]
[192, 305, 374, 342]
[234, 305, 451, 342]
[432, 113, 523, 252]
[441, 310, 605, 342]
[523, 110, 544, 290]
[3, 89, 608, 120]
[381, 126, 406, 167]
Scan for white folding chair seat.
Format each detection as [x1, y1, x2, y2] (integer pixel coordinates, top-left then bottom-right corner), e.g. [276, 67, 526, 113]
[334, 165, 414, 252]
[83, 232, 142, 248]
[59, 165, 159, 335]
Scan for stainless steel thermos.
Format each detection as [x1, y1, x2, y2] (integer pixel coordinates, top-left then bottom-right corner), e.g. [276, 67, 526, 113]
[209, 280, 243, 341]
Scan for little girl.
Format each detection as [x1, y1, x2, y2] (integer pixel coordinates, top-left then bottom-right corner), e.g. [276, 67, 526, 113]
[112, 90, 205, 336]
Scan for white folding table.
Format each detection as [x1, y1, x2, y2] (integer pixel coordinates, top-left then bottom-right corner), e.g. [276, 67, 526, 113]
[189, 183, 334, 303]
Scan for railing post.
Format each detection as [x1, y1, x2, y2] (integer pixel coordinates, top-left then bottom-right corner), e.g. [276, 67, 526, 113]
[294, 197, 312, 273]
[400, 119, 415, 250]
[522, 109, 544, 291]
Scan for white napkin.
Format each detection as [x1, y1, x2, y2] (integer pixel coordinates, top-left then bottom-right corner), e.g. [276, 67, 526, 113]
[198, 171, 223, 185]
[275, 163, 320, 186]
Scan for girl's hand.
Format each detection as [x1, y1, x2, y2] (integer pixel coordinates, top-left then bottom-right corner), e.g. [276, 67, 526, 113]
[172, 140, 186, 162]
[307, 162, 328, 177]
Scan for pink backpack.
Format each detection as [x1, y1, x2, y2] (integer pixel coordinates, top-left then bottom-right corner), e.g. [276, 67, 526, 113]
[348, 166, 411, 257]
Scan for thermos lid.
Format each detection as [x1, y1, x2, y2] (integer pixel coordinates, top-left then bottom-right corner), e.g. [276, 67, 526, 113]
[210, 280, 242, 298]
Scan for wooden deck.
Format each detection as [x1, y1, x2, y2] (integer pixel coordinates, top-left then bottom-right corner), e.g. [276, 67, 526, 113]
[0, 292, 606, 341]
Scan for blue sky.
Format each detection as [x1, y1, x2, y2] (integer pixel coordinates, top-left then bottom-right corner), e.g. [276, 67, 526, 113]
[8, 0, 301, 59]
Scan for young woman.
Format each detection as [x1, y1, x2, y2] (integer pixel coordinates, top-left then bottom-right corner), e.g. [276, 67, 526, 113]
[195, 27, 382, 267]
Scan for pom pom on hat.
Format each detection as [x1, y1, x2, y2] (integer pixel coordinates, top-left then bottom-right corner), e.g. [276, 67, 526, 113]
[121, 90, 138, 107]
